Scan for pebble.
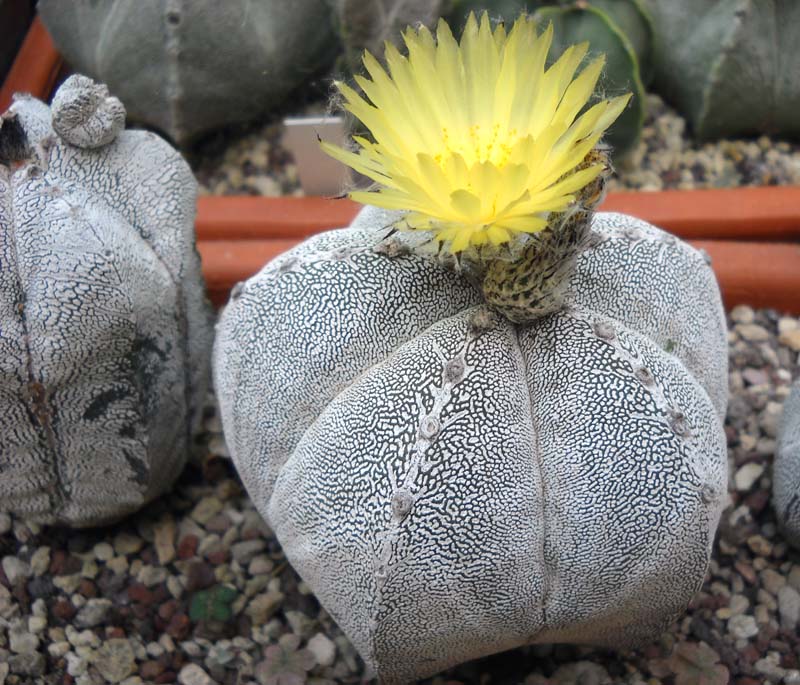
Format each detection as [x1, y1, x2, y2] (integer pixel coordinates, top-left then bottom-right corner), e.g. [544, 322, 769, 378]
[735, 463, 765, 491]
[178, 663, 215, 685]
[738, 324, 770, 342]
[728, 614, 759, 639]
[761, 569, 786, 595]
[93, 639, 136, 683]
[9, 624, 39, 654]
[191, 497, 224, 524]
[731, 305, 755, 324]
[29, 546, 50, 576]
[75, 598, 112, 628]
[230, 539, 266, 565]
[8, 652, 45, 676]
[307, 632, 337, 667]
[777, 585, 800, 630]
[0, 513, 10, 535]
[245, 591, 284, 623]
[747, 535, 773, 557]
[779, 329, 800, 351]
[113, 533, 143, 556]
[94, 542, 115, 562]
[2, 556, 30, 584]
[154, 517, 177, 565]
[137, 565, 168, 587]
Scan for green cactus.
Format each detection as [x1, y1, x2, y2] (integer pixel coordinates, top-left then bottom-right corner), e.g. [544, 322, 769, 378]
[533, 3, 647, 157]
[643, 0, 800, 140]
[445, 1, 650, 157]
[189, 585, 238, 623]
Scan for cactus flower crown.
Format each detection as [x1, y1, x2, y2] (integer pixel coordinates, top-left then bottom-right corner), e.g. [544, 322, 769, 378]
[321, 12, 630, 255]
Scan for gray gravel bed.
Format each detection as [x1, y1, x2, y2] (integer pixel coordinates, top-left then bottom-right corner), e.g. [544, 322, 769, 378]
[0, 307, 798, 685]
[188, 93, 800, 197]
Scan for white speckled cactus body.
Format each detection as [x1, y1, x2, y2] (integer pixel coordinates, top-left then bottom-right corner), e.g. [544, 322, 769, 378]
[775, 380, 800, 548]
[0, 76, 213, 527]
[214, 205, 728, 683]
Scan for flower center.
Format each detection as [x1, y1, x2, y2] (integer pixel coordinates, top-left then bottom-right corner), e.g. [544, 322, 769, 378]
[435, 124, 520, 169]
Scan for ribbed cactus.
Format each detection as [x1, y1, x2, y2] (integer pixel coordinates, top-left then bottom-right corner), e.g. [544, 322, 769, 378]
[38, 0, 339, 144]
[447, 0, 653, 156]
[215, 14, 727, 678]
[643, 0, 800, 140]
[213, 206, 728, 683]
[775, 380, 800, 548]
[532, 2, 648, 156]
[0, 75, 213, 527]
[332, 0, 448, 73]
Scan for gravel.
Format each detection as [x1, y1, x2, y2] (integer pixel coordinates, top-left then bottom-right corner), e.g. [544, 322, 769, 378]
[186, 92, 800, 197]
[0, 307, 796, 684]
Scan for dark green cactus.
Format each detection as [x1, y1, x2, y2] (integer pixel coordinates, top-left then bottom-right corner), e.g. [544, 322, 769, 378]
[533, 3, 647, 157]
[643, 0, 800, 140]
[446, 1, 651, 157]
[189, 585, 238, 622]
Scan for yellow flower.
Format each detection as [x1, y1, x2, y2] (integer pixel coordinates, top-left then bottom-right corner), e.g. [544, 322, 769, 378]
[321, 12, 630, 254]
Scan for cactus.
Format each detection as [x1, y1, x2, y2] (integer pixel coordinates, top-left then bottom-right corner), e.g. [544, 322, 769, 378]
[331, 0, 448, 73]
[215, 17, 726, 679]
[643, 0, 800, 140]
[0, 75, 213, 527]
[37, 0, 339, 145]
[533, 3, 647, 157]
[775, 380, 800, 548]
[447, 1, 651, 157]
[213, 207, 728, 682]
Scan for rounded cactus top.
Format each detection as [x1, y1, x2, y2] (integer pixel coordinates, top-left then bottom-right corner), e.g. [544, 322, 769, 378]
[322, 12, 630, 259]
[51, 75, 126, 149]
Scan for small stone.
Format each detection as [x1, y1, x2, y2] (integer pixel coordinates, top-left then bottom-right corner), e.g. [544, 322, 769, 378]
[178, 663, 214, 685]
[191, 497, 223, 524]
[2, 556, 30, 584]
[167, 575, 184, 599]
[27, 616, 46, 633]
[230, 539, 266, 565]
[728, 614, 759, 639]
[307, 633, 336, 667]
[154, 517, 177, 565]
[731, 305, 755, 324]
[778, 317, 799, 334]
[0, 513, 10, 535]
[285, 610, 315, 639]
[9, 624, 39, 654]
[735, 463, 765, 491]
[779, 329, 800, 351]
[761, 569, 786, 595]
[789, 566, 800, 592]
[29, 547, 50, 576]
[53, 573, 83, 595]
[75, 598, 112, 628]
[113, 533, 143, 556]
[747, 535, 773, 557]
[48, 641, 70, 658]
[8, 652, 45, 677]
[107, 556, 129, 575]
[248, 556, 274, 576]
[737, 323, 770, 342]
[137, 565, 168, 587]
[778, 585, 800, 630]
[93, 542, 114, 562]
[52, 598, 77, 620]
[245, 591, 284, 623]
[93, 639, 136, 683]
